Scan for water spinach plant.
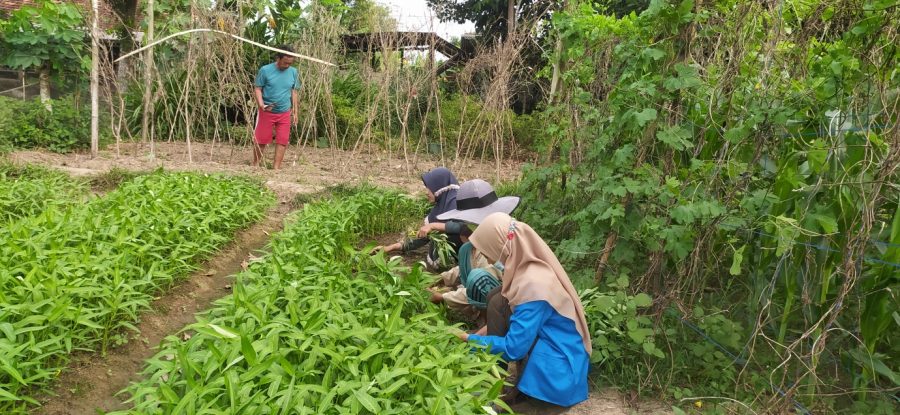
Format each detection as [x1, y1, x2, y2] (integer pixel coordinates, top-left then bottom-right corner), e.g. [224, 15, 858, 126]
[0, 163, 89, 224]
[114, 188, 507, 414]
[0, 171, 274, 413]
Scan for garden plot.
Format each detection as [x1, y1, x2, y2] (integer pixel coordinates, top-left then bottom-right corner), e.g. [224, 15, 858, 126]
[0, 163, 89, 224]
[0, 171, 275, 413]
[37, 201, 295, 415]
[112, 188, 507, 414]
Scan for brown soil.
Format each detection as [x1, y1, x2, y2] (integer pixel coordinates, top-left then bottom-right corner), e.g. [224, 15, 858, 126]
[34, 202, 294, 415]
[6, 141, 524, 196]
[511, 387, 670, 414]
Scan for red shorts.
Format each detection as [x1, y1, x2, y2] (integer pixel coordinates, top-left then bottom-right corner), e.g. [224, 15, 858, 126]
[254, 110, 291, 146]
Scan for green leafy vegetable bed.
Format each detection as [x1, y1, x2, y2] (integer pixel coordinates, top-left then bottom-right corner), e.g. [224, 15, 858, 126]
[113, 188, 505, 414]
[0, 163, 89, 224]
[0, 172, 275, 412]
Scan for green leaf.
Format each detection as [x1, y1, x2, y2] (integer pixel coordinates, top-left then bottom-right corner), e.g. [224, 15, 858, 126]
[656, 125, 694, 151]
[241, 335, 258, 366]
[807, 139, 828, 172]
[848, 348, 900, 386]
[664, 63, 702, 91]
[159, 383, 179, 403]
[0, 323, 15, 340]
[0, 387, 21, 401]
[1, 362, 27, 385]
[830, 61, 843, 76]
[642, 48, 665, 61]
[729, 245, 746, 276]
[633, 293, 652, 308]
[353, 389, 381, 413]
[208, 323, 238, 339]
[76, 318, 103, 330]
[634, 108, 658, 127]
[810, 213, 838, 234]
[593, 295, 616, 311]
[724, 125, 750, 143]
[628, 328, 653, 344]
[670, 205, 696, 224]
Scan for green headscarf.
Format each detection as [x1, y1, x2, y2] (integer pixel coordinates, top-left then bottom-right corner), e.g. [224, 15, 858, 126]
[456, 242, 500, 309]
[458, 242, 474, 286]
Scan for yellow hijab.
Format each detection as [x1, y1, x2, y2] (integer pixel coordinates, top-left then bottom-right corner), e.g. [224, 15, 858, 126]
[470, 212, 591, 354]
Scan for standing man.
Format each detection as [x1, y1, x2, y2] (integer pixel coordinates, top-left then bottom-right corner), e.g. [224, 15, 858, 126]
[253, 45, 300, 169]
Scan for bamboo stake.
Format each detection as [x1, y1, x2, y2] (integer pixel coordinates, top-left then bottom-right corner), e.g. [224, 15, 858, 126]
[507, 0, 517, 36]
[183, 3, 196, 164]
[0, 82, 38, 96]
[142, 0, 155, 159]
[548, 0, 570, 104]
[115, 29, 335, 67]
[90, 0, 100, 158]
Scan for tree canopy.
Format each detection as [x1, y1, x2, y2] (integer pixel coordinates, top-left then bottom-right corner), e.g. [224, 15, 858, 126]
[0, 0, 86, 73]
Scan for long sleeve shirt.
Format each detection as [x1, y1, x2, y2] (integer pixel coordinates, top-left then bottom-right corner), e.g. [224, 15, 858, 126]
[468, 301, 590, 407]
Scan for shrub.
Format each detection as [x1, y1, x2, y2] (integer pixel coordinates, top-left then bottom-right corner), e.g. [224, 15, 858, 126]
[580, 275, 664, 390]
[0, 95, 92, 153]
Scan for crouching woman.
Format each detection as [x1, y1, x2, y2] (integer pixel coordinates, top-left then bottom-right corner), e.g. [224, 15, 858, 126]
[453, 212, 591, 408]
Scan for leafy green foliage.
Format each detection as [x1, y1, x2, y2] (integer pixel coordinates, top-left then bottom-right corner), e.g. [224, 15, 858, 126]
[581, 277, 663, 385]
[325, 75, 542, 155]
[0, 171, 274, 413]
[339, 0, 397, 32]
[426, 0, 555, 40]
[664, 307, 746, 401]
[428, 232, 457, 269]
[0, 96, 94, 153]
[0, 0, 86, 73]
[514, 0, 900, 411]
[0, 163, 88, 223]
[113, 188, 505, 414]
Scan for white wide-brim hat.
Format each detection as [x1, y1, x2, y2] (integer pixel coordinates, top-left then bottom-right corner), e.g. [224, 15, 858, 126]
[437, 179, 520, 224]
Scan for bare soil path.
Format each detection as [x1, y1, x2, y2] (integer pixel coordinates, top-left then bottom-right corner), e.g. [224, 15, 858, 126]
[7, 141, 524, 195]
[511, 387, 669, 414]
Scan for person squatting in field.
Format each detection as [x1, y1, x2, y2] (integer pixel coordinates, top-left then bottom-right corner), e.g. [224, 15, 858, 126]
[428, 179, 521, 329]
[454, 212, 591, 409]
[373, 167, 469, 271]
[252, 45, 300, 169]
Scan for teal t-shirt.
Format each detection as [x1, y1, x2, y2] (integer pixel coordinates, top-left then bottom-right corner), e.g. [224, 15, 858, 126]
[255, 63, 300, 114]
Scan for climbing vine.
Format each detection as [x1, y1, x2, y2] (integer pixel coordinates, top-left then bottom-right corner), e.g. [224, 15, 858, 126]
[516, 0, 899, 412]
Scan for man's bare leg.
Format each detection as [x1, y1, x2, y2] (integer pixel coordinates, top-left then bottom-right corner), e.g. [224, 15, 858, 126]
[273, 144, 287, 169]
[252, 143, 266, 167]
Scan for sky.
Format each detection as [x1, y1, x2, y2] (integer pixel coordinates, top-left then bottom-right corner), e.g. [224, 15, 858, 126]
[378, 0, 475, 41]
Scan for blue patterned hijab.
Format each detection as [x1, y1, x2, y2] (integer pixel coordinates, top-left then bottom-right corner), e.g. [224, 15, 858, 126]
[422, 167, 459, 223]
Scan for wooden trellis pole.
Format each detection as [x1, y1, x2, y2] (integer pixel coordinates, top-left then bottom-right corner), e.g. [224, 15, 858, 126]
[90, 0, 100, 158]
[142, 0, 155, 158]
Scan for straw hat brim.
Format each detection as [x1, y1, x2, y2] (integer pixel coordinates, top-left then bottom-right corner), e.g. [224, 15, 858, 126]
[437, 196, 520, 224]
